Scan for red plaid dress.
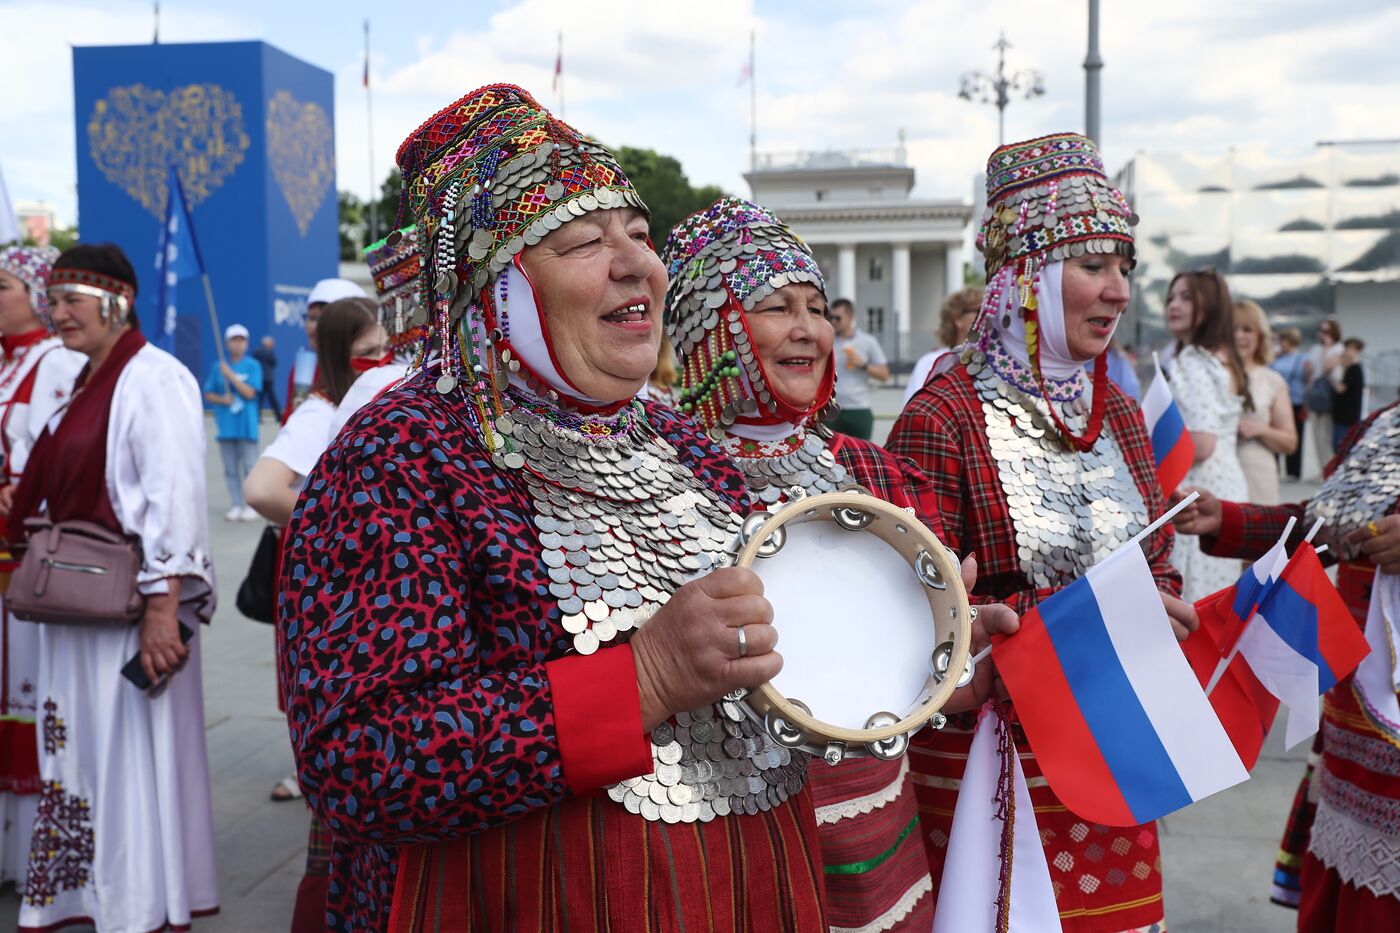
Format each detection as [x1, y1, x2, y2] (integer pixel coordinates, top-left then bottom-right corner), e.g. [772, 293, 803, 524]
[1202, 401, 1400, 931]
[887, 361, 1180, 933]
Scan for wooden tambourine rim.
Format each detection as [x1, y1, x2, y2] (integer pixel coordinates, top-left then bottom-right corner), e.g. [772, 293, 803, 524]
[734, 489, 972, 745]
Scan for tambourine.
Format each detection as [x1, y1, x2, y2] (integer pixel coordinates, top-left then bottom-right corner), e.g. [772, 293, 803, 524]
[731, 488, 974, 765]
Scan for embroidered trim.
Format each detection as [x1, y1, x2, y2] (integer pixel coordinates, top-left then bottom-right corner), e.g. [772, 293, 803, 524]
[814, 757, 910, 826]
[828, 875, 933, 933]
[1310, 796, 1400, 897]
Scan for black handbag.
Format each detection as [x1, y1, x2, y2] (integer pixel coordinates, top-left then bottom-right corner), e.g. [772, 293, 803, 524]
[236, 526, 279, 624]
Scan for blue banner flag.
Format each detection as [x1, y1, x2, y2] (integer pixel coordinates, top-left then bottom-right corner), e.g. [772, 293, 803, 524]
[154, 165, 206, 352]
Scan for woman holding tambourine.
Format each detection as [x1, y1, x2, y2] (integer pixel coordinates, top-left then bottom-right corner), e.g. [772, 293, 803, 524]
[664, 197, 999, 932]
[887, 134, 1194, 933]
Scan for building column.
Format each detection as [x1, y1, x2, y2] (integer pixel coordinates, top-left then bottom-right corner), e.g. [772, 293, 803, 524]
[891, 243, 911, 363]
[837, 243, 857, 302]
[945, 243, 964, 297]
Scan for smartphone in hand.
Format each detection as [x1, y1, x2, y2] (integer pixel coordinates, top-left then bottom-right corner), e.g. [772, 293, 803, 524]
[121, 621, 195, 692]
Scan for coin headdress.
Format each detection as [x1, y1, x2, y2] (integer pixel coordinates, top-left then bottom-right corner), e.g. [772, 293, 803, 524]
[662, 197, 830, 437]
[394, 83, 648, 450]
[975, 132, 1136, 451]
[0, 245, 60, 325]
[363, 224, 428, 356]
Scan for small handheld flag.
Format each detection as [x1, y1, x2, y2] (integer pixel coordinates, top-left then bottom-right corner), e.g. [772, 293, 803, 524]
[1142, 353, 1195, 496]
[992, 542, 1249, 826]
[154, 165, 206, 354]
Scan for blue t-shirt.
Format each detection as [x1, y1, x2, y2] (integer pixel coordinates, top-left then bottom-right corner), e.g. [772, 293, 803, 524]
[204, 356, 263, 440]
[1271, 350, 1308, 406]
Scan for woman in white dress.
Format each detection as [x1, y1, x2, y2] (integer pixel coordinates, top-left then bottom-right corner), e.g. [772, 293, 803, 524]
[7, 244, 218, 932]
[0, 246, 84, 895]
[1234, 299, 1297, 506]
[1164, 268, 1250, 601]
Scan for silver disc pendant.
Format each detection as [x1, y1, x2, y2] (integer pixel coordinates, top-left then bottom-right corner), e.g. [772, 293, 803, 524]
[435, 373, 457, 395]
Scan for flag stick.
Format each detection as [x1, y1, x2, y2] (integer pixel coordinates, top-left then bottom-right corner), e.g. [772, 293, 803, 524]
[968, 493, 1201, 670]
[1304, 517, 1325, 543]
[748, 29, 757, 171]
[201, 273, 226, 368]
[1125, 490, 1198, 554]
[1314, 544, 1330, 556]
[365, 19, 378, 245]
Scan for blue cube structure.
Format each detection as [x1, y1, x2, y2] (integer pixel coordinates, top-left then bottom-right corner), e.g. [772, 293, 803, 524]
[73, 40, 337, 383]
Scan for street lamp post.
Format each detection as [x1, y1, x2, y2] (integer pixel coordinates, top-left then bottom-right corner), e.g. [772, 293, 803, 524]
[959, 32, 1046, 147]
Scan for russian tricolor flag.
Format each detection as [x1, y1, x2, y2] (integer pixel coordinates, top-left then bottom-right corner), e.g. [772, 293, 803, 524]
[993, 542, 1249, 827]
[1232, 542, 1370, 748]
[1142, 356, 1195, 496]
[1183, 538, 1289, 769]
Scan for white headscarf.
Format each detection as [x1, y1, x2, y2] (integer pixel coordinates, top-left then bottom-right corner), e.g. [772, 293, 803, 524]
[986, 260, 1118, 382]
[489, 260, 611, 407]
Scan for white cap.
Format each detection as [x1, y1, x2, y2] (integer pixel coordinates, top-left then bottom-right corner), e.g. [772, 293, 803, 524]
[224, 323, 250, 341]
[307, 277, 367, 306]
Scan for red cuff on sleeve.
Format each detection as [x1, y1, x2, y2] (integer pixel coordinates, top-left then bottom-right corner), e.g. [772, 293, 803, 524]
[1202, 501, 1246, 558]
[546, 644, 653, 794]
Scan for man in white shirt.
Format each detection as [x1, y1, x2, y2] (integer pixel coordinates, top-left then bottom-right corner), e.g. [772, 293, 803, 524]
[829, 299, 888, 439]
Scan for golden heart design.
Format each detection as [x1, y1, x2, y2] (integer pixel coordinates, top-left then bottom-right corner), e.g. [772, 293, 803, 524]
[87, 83, 250, 220]
[266, 91, 335, 237]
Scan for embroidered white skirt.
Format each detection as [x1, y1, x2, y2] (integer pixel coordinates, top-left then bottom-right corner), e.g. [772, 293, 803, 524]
[18, 623, 219, 933]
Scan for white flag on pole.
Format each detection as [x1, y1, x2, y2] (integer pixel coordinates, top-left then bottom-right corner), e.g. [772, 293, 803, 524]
[0, 161, 20, 244]
[932, 703, 1063, 933]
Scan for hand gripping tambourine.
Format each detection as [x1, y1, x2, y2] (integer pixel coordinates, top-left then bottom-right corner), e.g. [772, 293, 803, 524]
[731, 488, 975, 765]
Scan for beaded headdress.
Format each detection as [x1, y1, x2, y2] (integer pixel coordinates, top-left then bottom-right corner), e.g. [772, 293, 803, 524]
[0, 245, 60, 322]
[396, 84, 645, 398]
[975, 133, 1135, 451]
[663, 197, 829, 434]
[363, 225, 427, 353]
[48, 266, 136, 323]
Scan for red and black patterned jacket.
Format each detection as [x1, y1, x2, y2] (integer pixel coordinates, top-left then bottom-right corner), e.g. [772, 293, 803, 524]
[277, 370, 750, 933]
[885, 362, 1181, 613]
[1203, 401, 1400, 564]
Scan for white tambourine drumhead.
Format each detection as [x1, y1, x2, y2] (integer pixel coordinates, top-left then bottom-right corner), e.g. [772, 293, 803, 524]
[734, 489, 972, 761]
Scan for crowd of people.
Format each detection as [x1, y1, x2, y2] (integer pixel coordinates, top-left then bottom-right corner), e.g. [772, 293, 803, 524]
[0, 81, 1394, 933]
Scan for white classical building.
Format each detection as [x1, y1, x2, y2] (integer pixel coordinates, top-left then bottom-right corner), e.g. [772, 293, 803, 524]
[744, 148, 973, 366]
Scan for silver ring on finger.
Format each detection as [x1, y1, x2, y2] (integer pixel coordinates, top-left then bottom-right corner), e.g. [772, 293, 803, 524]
[736, 625, 748, 658]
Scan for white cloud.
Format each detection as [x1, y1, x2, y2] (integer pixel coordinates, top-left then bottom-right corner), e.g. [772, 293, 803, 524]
[4, 0, 1398, 228]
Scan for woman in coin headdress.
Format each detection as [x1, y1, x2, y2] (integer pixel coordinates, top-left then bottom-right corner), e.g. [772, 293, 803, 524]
[325, 225, 430, 437]
[887, 133, 1193, 933]
[0, 245, 84, 892]
[1173, 404, 1400, 929]
[279, 84, 828, 933]
[664, 195, 959, 931]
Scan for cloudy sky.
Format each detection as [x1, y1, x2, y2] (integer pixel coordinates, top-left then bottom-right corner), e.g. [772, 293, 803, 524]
[3, 0, 1398, 226]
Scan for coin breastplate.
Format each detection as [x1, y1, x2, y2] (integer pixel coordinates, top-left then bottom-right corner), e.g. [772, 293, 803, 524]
[970, 353, 1149, 589]
[494, 395, 808, 823]
[721, 429, 851, 506]
[1308, 404, 1400, 554]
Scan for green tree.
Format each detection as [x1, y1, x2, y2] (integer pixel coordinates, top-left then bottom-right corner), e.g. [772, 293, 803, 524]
[338, 189, 366, 260]
[612, 147, 726, 247]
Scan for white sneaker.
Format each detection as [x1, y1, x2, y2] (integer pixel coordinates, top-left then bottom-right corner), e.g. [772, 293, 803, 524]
[224, 506, 241, 522]
[239, 505, 260, 522]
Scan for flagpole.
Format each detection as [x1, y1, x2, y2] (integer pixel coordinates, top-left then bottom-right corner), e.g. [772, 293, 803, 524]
[748, 29, 757, 171]
[557, 31, 565, 118]
[968, 492, 1202, 669]
[365, 19, 378, 245]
